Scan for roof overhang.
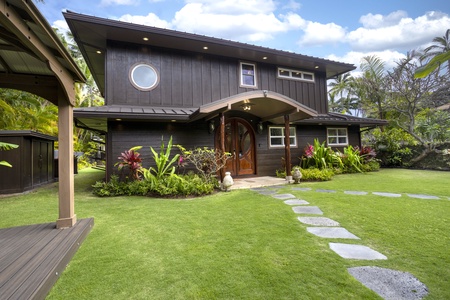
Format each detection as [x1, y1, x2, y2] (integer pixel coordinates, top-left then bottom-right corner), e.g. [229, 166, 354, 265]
[0, 0, 85, 105]
[191, 90, 318, 124]
[295, 112, 388, 128]
[63, 11, 355, 97]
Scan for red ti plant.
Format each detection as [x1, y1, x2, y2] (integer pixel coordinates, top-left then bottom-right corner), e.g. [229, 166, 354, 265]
[116, 146, 143, 180]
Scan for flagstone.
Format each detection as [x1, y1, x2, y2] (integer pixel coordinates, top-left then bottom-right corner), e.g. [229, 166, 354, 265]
[298, 217, 340, 226]
[283, 199, 309, 205]
[292, 206, 323, 215]
[329, 243, 387, 260]
[307, 227, 360, 239]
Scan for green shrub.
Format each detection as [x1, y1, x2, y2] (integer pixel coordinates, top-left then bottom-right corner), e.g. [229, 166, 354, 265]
[361, 160, 381, 172]
[300, 168, 334, 181]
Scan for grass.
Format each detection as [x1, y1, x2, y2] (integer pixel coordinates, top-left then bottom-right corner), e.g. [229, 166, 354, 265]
[0, 168, 449, 299]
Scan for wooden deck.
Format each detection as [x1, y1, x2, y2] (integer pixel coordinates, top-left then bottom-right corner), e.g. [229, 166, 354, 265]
[0, 218, 94, 300]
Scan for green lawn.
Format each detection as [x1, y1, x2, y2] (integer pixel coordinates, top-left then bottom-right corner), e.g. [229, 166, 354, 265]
[1, 168, 449, 299]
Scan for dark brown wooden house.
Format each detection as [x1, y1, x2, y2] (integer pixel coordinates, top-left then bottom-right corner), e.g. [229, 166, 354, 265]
[64, 11, 386, 179]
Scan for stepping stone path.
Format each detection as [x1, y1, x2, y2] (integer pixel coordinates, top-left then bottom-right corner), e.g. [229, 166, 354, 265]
[344, 191, 368, 195]
[307, 227, 360, 239]
[406, 194, 440, 200]
[256, 186, 429, 299]
[373, 192, 402, 197]
[272, 193, 296, 200]
[329, 243, 387, 260]
[283, 199, 309, 205]
[348, 266, 429, 300]
[292, 206, 323, 215]
[298, 217, 340, 226]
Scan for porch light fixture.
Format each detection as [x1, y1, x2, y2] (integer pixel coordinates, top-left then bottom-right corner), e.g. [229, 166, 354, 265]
[208, 120, 215, 134]
[257, 122, 264, 134]
[241, 102, 254, 111]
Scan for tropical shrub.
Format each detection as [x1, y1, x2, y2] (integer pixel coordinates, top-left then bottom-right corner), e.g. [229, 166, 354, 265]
[0, 142, 18, 168]
[115, 146, 143, 180]
[340, 145, 363, 173]
[301, 168, 335, 181]
[301, 139, 343, 170]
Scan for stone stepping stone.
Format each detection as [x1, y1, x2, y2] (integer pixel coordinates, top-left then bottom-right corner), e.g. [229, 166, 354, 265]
[344, 191, 368, 195]
[283, 199, 309, 205]
[373, 192, 402, 198]
[298, 217, 340, 226]
[272, 193, 296, 200]
[329, 243, 387, 260]
[307, 227, 360, 239]
[406, 193, 440, 200]
[256, 190, 277, 195]
[292, 206, 323, 215]
[316, 189, 336, 193]
[292, 187, 311, 191]
[348, 266, 428, 300]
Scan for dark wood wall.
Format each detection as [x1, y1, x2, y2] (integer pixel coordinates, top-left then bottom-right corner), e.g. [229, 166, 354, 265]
[0, 134, 55, 194]
[106, 118, 361, 178]
[106, 41, 329, 113]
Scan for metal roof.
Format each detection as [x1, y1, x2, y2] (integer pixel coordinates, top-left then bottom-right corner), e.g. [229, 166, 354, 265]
[0, 0, 85, 105]
[294, 112, 389, 127]
[63, 11, 356, 97]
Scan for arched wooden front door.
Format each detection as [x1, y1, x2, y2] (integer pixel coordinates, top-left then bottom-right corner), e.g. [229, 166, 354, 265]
[216, 118, 256, 176]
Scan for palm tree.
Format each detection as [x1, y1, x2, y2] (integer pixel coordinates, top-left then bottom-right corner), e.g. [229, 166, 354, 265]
[416, 29, 450, 78]
[328, 73, 360, 115]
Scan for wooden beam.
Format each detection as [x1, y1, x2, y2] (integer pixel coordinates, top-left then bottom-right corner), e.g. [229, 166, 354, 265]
[0, 0, 77, 105]
[56, 93, 77, 229]
[284, 114, 292, 179]
[219, 113, 225, 181]
[0, 74, 59, 104]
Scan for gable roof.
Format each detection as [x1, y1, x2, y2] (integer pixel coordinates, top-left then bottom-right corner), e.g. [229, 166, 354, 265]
[0, 0, 85, 106]
[63, 11, 355, 97]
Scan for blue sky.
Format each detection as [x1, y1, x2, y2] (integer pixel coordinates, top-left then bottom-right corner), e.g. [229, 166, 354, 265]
[36, 0, 450, 72]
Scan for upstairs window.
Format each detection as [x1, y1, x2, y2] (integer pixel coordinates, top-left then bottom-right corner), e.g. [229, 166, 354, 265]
[269, 126, 297, 148]
[327, 128, 348, 146]
[240, 62, 257, 88]
[129, 63, 159, 91]
[277, 67, 315, 82]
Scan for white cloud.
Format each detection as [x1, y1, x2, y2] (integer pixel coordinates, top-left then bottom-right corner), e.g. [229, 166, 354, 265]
[298, 21, 346, 47]
[347, 11, 450, 52]
[184, 0, 276, 14]
[171, 2, 292, 42]
[359, 10, 408, 29]
[327, 50, 407, 74]
[282, 0, 301, 11]
[100, 0, 139, 6]
[119, 13, 171, 28]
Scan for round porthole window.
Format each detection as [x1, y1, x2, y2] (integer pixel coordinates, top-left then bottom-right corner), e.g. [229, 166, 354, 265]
[129, 63, 159, 91]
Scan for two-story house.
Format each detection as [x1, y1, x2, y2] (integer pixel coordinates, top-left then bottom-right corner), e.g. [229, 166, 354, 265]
[64, 11, 386, 179]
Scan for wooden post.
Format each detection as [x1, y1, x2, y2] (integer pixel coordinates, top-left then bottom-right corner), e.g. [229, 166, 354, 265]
[219, 113, 225, 181]
[56, 96, 77, 229]
[284, 114, 292, 179]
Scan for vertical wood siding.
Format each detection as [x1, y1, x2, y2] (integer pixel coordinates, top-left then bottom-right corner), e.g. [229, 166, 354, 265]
[106, 41, 328, 113]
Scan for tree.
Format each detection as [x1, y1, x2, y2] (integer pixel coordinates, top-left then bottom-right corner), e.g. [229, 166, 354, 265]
[328, 73, 360, 115]
[415, 28, 450, 78]
[356, 55, 387, 120]
[385, 53, 450, 163]
[0, 142, 19, 168]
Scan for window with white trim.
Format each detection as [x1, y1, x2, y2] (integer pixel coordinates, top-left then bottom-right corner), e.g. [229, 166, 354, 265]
[277, 67, 315, 82]
[129, 63, 159, 91]
[327, 128, 348, 146]
[240, 62, 257, 88]
[269, 126, 297, 148]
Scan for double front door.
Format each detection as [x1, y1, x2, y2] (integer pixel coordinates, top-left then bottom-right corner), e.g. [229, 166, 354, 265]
[216, 118, 256, 176]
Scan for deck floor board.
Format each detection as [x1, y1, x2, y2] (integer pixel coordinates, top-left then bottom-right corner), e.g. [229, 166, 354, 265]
[0, 218, 93, 300]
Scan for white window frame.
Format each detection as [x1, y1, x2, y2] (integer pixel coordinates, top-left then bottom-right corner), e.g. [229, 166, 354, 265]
[327, 128, 348, 146]
[268, 126, 297, 148]
[240, 62, 257, 88]
[277, 67, 315, 82]
[129, 62, 160, 91]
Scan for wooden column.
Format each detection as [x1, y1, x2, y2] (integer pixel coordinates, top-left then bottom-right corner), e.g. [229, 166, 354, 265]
[219, 113, 225, 181]
[56, 97, 77, 229]
[284, 114, 292, 179]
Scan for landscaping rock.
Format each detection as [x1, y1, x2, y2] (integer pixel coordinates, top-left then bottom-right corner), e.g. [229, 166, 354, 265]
[292, 206, 323, 215]
[348, 266, 428, 300]
[283, 199, 309, 205]
[307, 227, 360, 239]
[298, 217, 340, 226]
[329, 243, 387, 260]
